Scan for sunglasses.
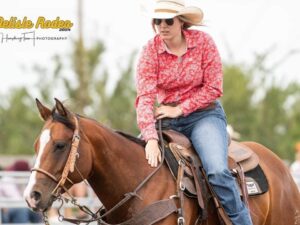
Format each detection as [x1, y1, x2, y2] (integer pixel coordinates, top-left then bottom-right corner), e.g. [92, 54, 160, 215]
[153, 18, 174, 26]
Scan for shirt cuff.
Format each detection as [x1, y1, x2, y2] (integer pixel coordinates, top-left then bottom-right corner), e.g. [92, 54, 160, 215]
[179, 100, 192, 116]
[141, 128, 159, 142]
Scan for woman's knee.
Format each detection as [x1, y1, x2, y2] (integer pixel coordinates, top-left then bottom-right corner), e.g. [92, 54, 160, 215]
[190, 118, 228, 149]
[207, 167, 231, 181]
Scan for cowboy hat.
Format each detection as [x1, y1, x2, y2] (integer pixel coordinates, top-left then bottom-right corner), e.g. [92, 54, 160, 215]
[152, 0, 203, 26]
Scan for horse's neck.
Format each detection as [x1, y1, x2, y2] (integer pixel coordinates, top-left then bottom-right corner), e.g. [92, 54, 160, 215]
[81, 118, 152, 208]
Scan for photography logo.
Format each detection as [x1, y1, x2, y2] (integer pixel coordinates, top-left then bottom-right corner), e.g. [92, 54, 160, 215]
[0, 16, 74, 46]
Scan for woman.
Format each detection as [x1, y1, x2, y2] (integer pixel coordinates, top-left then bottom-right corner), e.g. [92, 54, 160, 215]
[135, 0, 253, 224]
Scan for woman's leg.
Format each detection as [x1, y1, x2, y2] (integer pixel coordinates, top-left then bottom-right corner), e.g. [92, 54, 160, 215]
[188, 115, 252, 225]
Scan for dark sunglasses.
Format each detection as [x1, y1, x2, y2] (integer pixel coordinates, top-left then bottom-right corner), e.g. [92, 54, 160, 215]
[153, 18, 174, 26]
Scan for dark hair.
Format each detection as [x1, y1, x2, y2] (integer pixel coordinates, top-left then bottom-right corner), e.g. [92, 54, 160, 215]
[178, 16, 193, 29]
[52, 111, 75, 130]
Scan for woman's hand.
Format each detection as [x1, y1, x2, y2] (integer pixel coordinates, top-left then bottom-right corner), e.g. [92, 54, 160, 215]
[145, 139, 161, 167]
[155, 105, 183, 119]
[145, 105, 182, 167]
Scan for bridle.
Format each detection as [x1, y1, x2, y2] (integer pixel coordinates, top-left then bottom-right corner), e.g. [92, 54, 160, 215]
[31, 114, 109, 224]
[30, 114, 94, 224]
[31, 113, 81, 198]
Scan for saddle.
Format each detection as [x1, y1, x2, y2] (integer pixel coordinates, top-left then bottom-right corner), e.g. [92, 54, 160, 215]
[115, 129, 268, 224]
[161, 129, 266, 225]
[162, 129, 259, 173]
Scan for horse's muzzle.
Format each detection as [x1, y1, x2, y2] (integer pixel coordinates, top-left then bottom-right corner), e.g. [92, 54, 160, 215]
[24, 189, 53, 212]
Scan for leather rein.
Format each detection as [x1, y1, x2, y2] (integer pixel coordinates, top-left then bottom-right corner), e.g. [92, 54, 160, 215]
[30, 115, 181, 225]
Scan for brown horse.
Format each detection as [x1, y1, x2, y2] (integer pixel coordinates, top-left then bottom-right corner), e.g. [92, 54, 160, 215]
[24, 99, 300, 225]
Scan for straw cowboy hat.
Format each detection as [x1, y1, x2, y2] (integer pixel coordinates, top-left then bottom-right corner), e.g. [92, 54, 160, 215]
[152, 0, 204, 26]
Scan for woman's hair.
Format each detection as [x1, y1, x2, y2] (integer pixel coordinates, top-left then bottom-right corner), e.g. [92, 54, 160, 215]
[178, 16, 193, 29]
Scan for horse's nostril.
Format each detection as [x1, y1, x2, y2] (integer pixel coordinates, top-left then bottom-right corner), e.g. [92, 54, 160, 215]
[30, 191, 41, 201]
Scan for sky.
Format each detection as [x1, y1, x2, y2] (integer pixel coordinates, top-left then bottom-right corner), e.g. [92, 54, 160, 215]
[0, 0, 300, 98]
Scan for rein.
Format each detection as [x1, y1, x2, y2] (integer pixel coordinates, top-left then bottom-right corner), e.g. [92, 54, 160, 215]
[32, 116, 181, 225]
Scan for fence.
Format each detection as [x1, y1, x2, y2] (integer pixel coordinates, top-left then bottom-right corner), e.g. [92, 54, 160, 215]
[0, 171, 102, 225]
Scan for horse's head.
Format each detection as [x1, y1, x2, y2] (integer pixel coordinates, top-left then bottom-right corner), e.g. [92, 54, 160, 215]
[24, 98, 92, 212]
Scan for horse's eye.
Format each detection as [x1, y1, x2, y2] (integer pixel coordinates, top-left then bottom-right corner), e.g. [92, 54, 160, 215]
[54, 142, 67, 151]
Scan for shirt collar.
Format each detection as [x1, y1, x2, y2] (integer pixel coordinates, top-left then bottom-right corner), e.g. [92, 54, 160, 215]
[156, 30, 197, 54]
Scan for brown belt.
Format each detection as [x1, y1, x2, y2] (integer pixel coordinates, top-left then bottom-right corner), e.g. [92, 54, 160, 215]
[162, 101, 216, 113]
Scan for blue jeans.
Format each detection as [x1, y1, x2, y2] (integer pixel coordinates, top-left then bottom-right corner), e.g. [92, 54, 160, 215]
[162, 101, 253, 225]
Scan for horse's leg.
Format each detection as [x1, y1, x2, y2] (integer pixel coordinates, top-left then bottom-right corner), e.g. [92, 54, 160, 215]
[135, 164, 205, 225]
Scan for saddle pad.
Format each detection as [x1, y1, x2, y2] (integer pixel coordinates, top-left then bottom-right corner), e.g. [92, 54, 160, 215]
[244, 165, 269, 196]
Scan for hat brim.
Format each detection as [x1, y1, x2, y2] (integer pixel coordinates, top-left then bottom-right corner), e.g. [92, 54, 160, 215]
[177, 7, 203, 25]
[151, 6, 203, 25]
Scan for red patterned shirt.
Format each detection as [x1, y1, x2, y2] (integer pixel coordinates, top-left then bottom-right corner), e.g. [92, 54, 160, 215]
[135, 29, 223, 141]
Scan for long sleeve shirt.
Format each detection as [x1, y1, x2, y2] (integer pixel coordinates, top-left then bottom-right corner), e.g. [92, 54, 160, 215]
[135, 29, 223, 141]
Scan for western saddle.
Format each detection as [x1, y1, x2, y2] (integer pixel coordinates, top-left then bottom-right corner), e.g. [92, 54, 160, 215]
[162, 129, 259, 225]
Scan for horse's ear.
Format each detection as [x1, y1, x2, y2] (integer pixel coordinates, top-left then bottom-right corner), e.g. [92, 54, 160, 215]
[36, 98, 51, 121]
[54, 98, 70, 117]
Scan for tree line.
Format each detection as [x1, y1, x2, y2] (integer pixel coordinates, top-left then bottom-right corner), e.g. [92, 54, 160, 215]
[0, 39, 300, 162]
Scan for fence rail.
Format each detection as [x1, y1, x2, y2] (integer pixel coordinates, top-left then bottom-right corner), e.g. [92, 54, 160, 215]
[0, 171, 101, 225]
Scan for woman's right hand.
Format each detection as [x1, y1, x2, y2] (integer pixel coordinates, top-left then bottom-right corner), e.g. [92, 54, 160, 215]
[145, 139, 162, 167]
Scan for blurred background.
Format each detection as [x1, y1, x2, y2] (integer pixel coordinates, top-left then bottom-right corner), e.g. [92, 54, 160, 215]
[1, 0, 300, 162]
[0, 0, 300, 222]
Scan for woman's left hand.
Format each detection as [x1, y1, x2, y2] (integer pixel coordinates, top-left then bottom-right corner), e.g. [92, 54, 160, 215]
[155, 105, 183, 119]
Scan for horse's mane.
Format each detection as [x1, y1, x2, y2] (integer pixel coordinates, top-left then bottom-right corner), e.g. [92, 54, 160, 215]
[115, 131, 146, 147]
[83, 116, 147, 147]
[51, 108, 146, 147]
[52, 110, 75, 130]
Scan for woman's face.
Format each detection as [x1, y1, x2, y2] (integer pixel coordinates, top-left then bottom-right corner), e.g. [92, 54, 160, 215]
[153, 17, 183, 41]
